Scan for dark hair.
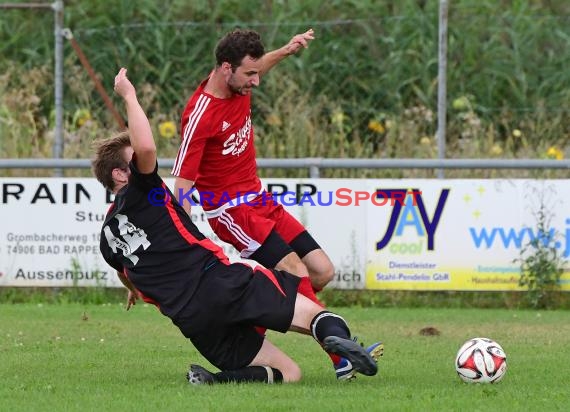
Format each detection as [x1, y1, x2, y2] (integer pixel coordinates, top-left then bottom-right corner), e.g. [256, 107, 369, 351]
[91, 131, 131, 191]
[215, 29, 265, 69]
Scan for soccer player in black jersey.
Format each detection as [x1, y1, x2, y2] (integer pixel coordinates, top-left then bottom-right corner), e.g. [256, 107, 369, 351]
[92, 68, 380, 385]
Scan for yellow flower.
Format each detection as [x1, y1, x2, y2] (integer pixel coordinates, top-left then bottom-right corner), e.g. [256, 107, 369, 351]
[546, 146, 563, 160]
[420, 136, 431, 146]
[331, 110, 345, 127]
[367, 120, 385, 134]
[73, 109, 91, 128]
[512, 129, 522, 138]
[490, 144, 503, 156]
[158, 121, 177, 139]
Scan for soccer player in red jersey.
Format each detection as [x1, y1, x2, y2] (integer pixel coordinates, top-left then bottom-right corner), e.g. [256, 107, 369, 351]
[171, 29, 384, 380]
[93, 68, 380, 385]
[171, 29, 334, 296]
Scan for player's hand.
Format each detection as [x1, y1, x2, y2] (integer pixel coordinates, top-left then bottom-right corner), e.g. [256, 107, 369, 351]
[114, 67, 136, 100]
[285, 28, 314, 55]
[126, 289, 139, 311]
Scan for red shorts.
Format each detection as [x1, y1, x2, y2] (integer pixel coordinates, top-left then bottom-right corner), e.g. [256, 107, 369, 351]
[205, 192, 305, 259]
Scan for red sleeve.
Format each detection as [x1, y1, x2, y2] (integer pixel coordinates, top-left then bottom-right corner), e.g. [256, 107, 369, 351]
[171, 97, 214, 180]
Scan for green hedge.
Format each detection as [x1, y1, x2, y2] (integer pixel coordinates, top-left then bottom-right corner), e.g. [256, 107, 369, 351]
[2, 287, 569, 309]
[1, 0, 569, 172]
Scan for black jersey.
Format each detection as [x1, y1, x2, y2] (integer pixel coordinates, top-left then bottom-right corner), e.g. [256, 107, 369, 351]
[99, 160, 228, 318]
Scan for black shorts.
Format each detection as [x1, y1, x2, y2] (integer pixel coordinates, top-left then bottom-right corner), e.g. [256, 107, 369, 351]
[172, 262, 301, 370]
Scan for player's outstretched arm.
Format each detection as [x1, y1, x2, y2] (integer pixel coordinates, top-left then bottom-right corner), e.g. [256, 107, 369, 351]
[113, 68, 157, 174]
[259, 28, 314, 76]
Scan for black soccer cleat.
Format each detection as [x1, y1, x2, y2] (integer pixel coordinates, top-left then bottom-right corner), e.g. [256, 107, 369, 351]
[186, 364, 215, 385]
[323, 336, 378, 377]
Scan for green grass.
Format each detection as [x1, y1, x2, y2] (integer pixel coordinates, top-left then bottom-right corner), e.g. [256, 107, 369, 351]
[1, 304, 569, 411]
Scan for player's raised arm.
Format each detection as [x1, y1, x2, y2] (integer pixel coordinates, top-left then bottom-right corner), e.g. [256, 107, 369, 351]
[113, 68, 157, 173]
[259, 28, 315, 76]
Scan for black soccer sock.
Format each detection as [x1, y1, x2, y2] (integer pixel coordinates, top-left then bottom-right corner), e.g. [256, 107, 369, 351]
[214, 366, 283, 384]
[310, 310, 351, 343]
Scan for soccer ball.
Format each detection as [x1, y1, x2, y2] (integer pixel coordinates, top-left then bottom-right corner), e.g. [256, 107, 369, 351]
[455, 337, 507, 383]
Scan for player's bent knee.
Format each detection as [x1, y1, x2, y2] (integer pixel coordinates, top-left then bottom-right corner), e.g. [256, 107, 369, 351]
[311, 262, 335, 289]
[322, 262, 335, 284]
[282, 363, 302, 383]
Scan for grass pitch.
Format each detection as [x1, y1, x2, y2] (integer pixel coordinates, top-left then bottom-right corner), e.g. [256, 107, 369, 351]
[1, 304, 568, 411]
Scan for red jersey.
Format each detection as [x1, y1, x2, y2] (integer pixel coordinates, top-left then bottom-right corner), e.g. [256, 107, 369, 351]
[171, 79, 262, 211]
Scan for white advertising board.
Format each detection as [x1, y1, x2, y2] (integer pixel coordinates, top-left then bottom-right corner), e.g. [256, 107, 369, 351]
[364, 179, 570, 291]
[1, 178, 568, 291]
[0, 178, 366, 289]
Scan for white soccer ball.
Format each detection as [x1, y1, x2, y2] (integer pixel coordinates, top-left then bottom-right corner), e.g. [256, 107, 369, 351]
[455, 337, 507, 383]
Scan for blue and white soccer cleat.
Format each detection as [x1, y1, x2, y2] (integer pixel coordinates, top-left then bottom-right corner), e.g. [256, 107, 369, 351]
[333, 339, 384, 381]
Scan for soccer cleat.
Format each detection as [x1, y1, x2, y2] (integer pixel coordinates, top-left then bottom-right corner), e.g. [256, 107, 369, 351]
[334, 357, 356, 381]
[186, 364, 215, 385]
[324, 336, 378, 377]
[333, 339, 384, 380]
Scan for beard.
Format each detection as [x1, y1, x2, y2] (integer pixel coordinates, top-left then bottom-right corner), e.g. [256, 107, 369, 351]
[227, 75, 251, 96]
[229, 83, 249, 95]
[229, 84, 246, 95]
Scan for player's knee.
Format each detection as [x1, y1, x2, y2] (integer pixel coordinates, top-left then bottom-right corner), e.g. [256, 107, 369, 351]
[310, 261, 335, 289]
[322, 261, 335, 284]
[282, 363, 302, 383]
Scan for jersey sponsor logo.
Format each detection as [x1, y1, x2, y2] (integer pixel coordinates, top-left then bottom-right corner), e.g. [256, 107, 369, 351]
[222, 116, 251, 156]
[103, 214, 151, 265]
[222, 121, 231, 132]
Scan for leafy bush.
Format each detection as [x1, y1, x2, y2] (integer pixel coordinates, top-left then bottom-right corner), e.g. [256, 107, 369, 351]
[514, 184, 567, 308]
